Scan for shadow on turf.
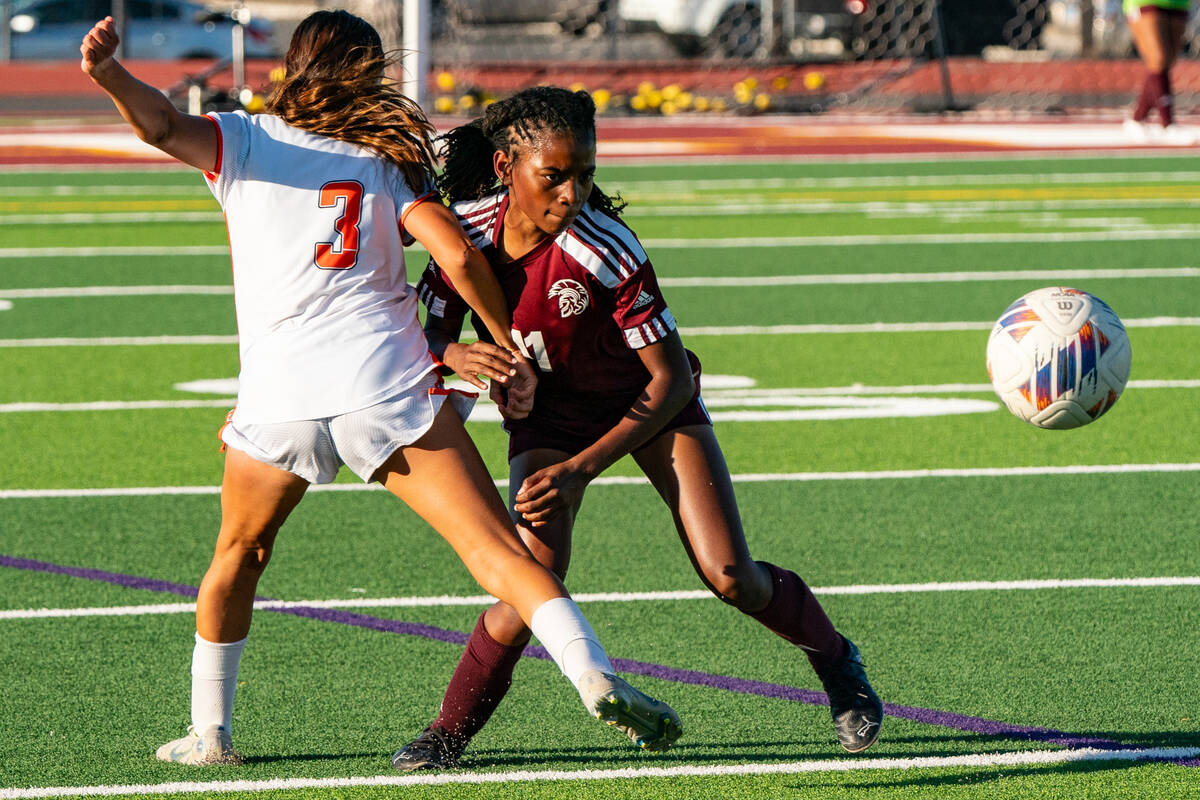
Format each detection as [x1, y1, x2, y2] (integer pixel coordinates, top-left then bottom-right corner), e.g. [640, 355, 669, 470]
[234, 731, 1200, 770]
[795, 755, 1190, 792]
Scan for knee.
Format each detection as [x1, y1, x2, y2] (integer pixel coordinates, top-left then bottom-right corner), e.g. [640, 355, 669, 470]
[213, 525, 278, 575]
[699, 561, 771, 612]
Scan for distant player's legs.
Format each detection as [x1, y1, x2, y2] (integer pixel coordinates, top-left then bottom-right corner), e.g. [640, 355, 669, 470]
[417, 447, 579, 751]
[633, 424, 882, 752]
[381, 409, 680, 766]
[160, 446, 310, 765]
[1129, 7, 1186, 126]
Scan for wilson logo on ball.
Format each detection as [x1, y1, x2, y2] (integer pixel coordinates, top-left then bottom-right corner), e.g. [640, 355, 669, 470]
[985, 287, 1131, 430]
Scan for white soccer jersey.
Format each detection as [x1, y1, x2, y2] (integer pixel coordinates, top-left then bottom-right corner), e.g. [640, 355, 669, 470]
[204, 111, 437, 424]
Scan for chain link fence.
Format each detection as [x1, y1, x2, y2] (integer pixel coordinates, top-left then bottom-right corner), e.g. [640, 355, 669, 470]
[4, 0, 1193, 118]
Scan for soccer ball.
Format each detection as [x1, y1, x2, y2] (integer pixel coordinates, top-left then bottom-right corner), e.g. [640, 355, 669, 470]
[986, 287, 1131, 429]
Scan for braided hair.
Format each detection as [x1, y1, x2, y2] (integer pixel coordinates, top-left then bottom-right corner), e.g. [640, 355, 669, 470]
[437, 86, 625, 216]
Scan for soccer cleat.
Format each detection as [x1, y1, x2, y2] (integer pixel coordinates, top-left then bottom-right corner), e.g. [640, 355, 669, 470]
[391, 726, 468, 771]
[155, 724, 243, 765]
[820, 637, 883, 753]
[578, 669, 682, 752]
[1160, 124, 1198, 146]
[1123, 118, 1150, 143]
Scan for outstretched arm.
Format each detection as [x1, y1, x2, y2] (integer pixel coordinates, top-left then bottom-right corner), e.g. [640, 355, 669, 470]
[80, 17, 218, 172]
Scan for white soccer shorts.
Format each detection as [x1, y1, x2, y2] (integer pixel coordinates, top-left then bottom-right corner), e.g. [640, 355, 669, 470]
[220, 370, 476, 484]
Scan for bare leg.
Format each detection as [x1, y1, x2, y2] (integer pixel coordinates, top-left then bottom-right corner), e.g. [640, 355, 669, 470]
[158, 446, 309, 765]
[633, 425, 843, 670]
[374, 411, 571, 622]
[635, 425, 881, 753]
[196, 446, 309, 642]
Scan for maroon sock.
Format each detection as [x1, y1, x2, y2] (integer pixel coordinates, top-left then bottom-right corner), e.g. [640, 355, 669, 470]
[1133, 71, 1167, 123]
[1159, 71, 1175, 127]
[748, 561, 847, 676]
[431, 612, 527, 740]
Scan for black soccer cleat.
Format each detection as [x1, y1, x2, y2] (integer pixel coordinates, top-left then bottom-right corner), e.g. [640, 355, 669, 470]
[391, 726, 469, 771]
[819, 636, 883, 753]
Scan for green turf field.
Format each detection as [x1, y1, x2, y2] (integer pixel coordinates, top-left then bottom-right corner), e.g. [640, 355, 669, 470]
[1, 153, 1198, 800]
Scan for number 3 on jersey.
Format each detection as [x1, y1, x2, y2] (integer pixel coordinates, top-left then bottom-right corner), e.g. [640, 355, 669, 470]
[512, 329, 552, 372]
[315, 180, 363, 270]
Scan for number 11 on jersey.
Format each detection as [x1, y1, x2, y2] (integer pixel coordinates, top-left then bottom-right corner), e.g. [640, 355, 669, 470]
[511, 329, 552, 372]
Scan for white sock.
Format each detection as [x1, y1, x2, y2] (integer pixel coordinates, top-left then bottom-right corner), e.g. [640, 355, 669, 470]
[528, 597, 613, 689]
[190, 632, 246, 734]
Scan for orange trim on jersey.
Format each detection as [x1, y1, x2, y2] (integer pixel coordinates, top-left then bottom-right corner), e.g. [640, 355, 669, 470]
[202, 113, 223, 179]
[398, 190, 440, 241]
[429, 369, 478, 399]
[217, 408, 235, 453]
[427, 347, 455, 377]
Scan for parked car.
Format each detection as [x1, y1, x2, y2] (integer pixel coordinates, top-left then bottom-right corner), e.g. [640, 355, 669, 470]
[7, 0, 276, 59]
[619, 0, 868, 58]
[444, 0, 611, 36]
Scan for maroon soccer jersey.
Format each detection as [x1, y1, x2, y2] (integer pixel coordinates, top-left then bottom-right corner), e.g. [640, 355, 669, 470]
[418, 190, 678, 412]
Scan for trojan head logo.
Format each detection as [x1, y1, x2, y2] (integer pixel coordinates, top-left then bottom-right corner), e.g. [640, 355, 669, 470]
[548, 279, 589, 318]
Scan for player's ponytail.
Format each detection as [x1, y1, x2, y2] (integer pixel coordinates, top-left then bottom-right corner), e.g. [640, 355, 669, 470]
[266, 10, 437, 194]
[437, 122, 500, 203]
[437, 86, 626, 215]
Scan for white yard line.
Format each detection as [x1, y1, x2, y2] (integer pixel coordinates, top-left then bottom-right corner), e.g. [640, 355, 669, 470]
[2, 462, 1197, 500]
[0, 212, 222, 225]
[0, 286, 233, 298]
[626, 198, 1200, 216]
[0, 246, 227, 258]
[1, 318, 1198, 349]
[641, 228, 1200, 247]
[10, 226, 1200, 260]
[2, 267, 1197, 299]
[3, 379, 1196, 414]
[0, 335, 239, 347]
[6, 199, 1200, 225]
[0, 746, 1195, 798]
[5, 576, 1200, 621]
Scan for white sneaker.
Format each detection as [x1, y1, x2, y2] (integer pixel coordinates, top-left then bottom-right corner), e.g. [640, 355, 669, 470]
[578, 670, 682, 752]
[155, 724, 244, 765]
[1160, 124, 1197, 146]
[1123, 118, 1150, 143]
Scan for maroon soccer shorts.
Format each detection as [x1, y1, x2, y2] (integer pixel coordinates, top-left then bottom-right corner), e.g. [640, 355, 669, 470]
[506, 349, 712, 460]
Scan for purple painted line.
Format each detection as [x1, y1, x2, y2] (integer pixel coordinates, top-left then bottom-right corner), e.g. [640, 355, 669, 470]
[0, 554, 198, 597]
[606, 657, 1126, 751]
[271, 604, 470, 647]
[1, 553, 1182, 761]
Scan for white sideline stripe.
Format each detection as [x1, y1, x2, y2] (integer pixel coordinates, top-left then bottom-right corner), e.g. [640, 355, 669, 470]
[0, 286, 232, 298]
[678, 317, 1200, 335]
[2, 268, 1196, 299]
[618, 171, 1200, 191]
[0, 212, 222, 225]
[10, 226, 1200, 259]
[2, 463, 1197, 500]
[0, 335, 239, 347]
[1, 382, 1195, 414]
[6, 576, 1200, 621]
[4, 168, 1200, 196]
[659, 267, 1200, 286]
[629, 198, 1200, 216]
[0, 247, 227, 258]
[1, 747, 1196, 798]
[641, 229, 1200, 248]
[2, 317, 1198, 348]
[6, 199, 1200, 225]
